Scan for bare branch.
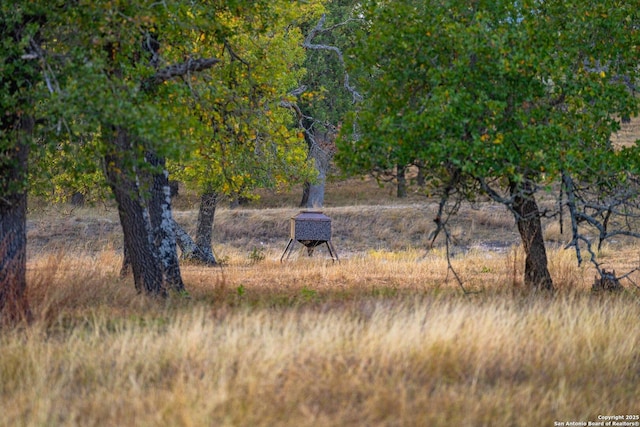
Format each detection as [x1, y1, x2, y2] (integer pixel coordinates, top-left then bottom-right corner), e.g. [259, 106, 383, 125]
[303, 14, 363, 103]
[151, 57, 220, 85]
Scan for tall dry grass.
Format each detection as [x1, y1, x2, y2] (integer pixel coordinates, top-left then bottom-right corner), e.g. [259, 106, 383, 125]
[2, 246, 639, 427]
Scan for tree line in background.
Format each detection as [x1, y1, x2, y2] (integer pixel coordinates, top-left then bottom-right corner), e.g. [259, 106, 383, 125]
[1, 0, 639, 322]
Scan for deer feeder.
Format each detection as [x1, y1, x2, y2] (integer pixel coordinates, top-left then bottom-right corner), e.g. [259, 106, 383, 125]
[280, 211, 339, 262]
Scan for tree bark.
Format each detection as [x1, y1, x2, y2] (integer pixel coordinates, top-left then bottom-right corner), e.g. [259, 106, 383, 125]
[194, 191, 219, 264]
[0, 117, 33, 324]
[146, 152, 185, 292]
[172, 192, 218, 265]
[173, 221, 206, 261]
[397, 164, 407, 198]
[299, 182, 310, 208]
[104, 128, 166, 296]
[307, 158, 327, 208]
[416, 162, 426, 187]
[0, 8, 41, 322]
[303, 131, 331, 209]
[510, 180, 554, 291]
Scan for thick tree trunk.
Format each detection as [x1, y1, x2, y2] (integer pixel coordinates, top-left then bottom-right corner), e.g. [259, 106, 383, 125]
[510, 181, 554, 291]
[397, 164, 407, 198]
[104, 128, 165, 296]
[307, 160, 327, 208]
[1, 12, 42, 323]
[303, 134, 330, 209]
[0, 118, 33, 324]
[147, 152, 185, 292]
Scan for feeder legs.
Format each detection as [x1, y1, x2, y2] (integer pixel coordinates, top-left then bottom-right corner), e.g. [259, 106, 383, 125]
[280, 239, 295, 263]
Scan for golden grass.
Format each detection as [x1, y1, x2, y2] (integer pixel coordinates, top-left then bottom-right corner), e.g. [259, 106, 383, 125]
[1, 244, 639, 426]
[14, 169, 640, 426]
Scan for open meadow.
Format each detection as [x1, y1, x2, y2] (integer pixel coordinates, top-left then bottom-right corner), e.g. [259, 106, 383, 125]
[2, 169, 640, 427]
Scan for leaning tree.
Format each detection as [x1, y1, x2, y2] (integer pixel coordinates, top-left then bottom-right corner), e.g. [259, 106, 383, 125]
[338, 0, 640, 291]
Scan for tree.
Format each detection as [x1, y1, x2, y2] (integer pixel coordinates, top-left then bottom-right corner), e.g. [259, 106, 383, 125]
[170, 1, 322, 263]
[3, 1, 281, 299]
[0, 3, 47, 322]
[294, 1, 364, 208]
[338, 0, 640, 291]
[44, 1, 233, 295]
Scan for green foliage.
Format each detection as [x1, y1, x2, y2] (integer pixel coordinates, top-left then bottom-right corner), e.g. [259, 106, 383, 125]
[170, 1, 325, 200]
[338, 0, 640, 187]
[236, 284, 246, 297]
[248, 246, 266, 264]
[0, 2, 47, 196]
[300, 285, 318, 301]
[22, 0, 310, 202]
[298, 0, 363, 129]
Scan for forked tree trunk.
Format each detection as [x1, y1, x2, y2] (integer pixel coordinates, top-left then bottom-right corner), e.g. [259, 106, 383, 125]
[510, 180, 554, 291]
[0, 117, 33, 324]
[104, 128, 165, 296]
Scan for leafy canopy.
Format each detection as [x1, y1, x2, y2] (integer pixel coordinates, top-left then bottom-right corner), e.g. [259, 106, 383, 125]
[171, 0, 325, 198]
[22, 0, 319, 202]
[338, 0, 640, 188]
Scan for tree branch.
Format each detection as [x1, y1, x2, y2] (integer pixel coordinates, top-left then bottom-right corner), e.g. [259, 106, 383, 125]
[150, 57, 221, 85]
[303, 14, 363, 103]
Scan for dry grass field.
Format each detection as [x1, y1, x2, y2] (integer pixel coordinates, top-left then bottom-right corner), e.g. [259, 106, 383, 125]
[2, 117, 639, 426]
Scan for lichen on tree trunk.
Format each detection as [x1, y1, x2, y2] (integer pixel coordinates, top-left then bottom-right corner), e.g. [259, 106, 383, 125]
[147, 152, 185, 292]
[104, 128, 166, 296]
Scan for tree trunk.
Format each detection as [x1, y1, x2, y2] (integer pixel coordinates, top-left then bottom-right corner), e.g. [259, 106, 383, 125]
[120, 242, 131, 278]
[510, 180, 554, 291]
[299, 182, 310, 208]
[147, 152, 185, 292]
[172, 192, 218, 265]
[104, 128, 165, 296]
[0, 117, 33, 324]
[194, 191, 219, 264]
[0, 11, 42, 323]
[304, 133, 330, 209]
[307, 159, 327, 208]
[173, 221, 208, 262]
[397, 164, 407, 198]
[416, 162, 426, 187]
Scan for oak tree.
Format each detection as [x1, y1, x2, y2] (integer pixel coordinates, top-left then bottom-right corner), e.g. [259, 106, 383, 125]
[338, 0, 640, 290]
